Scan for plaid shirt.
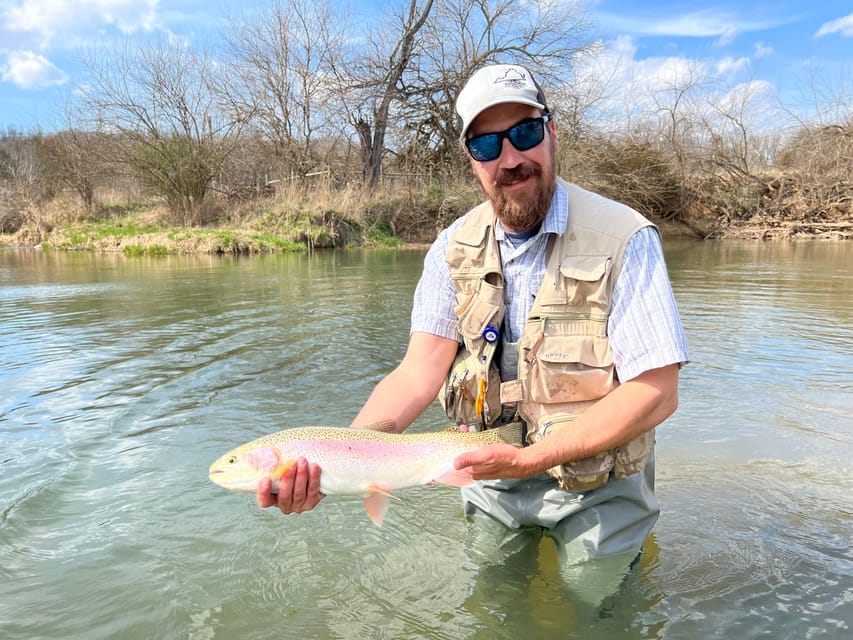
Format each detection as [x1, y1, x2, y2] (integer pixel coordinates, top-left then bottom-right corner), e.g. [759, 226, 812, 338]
[411, 182, 689, 382]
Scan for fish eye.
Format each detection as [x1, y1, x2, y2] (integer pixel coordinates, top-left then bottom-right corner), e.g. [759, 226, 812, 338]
[227, 455, 237, 464]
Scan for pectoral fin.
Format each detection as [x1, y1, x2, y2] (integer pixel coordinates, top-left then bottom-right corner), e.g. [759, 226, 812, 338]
[435, 467, 476, 488]
[270, 460, 295, 480]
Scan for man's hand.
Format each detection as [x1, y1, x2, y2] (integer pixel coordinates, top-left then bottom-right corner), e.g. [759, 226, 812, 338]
[256, 457, 324, 514]
[453, 444, 536, 480]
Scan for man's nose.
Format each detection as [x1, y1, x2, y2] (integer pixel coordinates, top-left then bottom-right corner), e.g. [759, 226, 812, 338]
[497, 136, 525, 166]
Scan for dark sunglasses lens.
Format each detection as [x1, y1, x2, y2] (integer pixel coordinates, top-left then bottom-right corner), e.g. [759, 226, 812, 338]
[466, 117, 546, 161]
[509, 119, 545, 151]
[467, 134, 501, 162]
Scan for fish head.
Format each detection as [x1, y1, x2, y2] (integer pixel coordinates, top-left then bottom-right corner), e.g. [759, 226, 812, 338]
[208, 441, 296, 493]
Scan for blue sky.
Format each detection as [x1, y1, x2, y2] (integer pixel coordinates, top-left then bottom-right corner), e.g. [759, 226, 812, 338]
[0, 0, 851, 132]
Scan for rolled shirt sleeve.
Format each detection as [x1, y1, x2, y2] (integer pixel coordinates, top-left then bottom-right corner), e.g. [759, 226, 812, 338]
[410, 223, 461, 341]
[608, 226, 690, 382]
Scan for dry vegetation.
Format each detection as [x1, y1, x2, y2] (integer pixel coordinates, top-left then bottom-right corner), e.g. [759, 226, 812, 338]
[1, 0, 851, 251]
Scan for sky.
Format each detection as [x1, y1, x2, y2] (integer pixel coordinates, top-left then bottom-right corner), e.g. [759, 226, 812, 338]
[0, 0, 851, 132]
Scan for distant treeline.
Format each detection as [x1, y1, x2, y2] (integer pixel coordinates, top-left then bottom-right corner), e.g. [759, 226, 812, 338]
[0, 0, 851, 241]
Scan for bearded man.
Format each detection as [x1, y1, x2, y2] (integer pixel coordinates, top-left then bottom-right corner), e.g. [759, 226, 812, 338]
[259, 64, 690, 576]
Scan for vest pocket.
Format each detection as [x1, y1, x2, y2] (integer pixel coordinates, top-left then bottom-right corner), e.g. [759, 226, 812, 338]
[523, 409, 612, 491]
[439, 348, 502, 426]
[456, 278, 503, 340]
[524, 334, 614, 403]
[446, 219, 490, 268]
[613, 429, 655, 477]
[559, 256, 611, 307]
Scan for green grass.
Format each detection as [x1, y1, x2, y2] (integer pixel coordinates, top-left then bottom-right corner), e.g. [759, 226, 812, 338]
[92, 222, 159, 238]
[251, 232, 305, 252]
[54, 220, 161, 251]
[123, 244, 168, 257]
[367, 219, 403, 247]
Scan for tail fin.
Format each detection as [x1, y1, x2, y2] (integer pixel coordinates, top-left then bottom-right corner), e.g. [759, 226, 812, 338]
[492, 422, 525, 447]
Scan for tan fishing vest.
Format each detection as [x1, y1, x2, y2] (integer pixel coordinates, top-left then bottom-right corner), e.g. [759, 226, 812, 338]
[439, 179, 657, 491]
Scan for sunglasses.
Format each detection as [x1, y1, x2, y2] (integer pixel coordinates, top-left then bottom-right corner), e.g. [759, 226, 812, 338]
[465, 115, 551, 162]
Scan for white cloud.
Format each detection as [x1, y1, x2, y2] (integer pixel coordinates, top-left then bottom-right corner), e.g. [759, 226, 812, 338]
[594, 8, 796, 42]
[1, 0, 161, 52]
[0, 0, 161, 91]
[1, 50, 68, 89]
[90, 0, 161, 34]
[714, 79, 775, 115]
[716, 56, 750, 77]
[579, 35, 732, 94]
[567, 35, 782, 133]
[754, 41, 774, 59]
[815, 13, 853, 38]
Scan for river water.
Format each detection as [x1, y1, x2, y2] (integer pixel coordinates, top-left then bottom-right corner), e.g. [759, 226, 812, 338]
[0, 241, 850, 639]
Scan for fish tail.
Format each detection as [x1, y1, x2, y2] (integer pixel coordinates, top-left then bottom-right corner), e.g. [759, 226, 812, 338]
[491, 421, 525, 447]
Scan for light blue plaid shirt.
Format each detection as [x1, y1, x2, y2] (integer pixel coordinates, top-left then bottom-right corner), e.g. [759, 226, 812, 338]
[411, 183, 689, 382]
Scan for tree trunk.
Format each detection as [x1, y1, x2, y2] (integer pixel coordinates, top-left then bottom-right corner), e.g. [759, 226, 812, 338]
[361, 0, 434, 186]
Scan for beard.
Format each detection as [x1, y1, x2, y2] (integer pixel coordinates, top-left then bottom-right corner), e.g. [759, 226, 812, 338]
[488, 159, 557, 232]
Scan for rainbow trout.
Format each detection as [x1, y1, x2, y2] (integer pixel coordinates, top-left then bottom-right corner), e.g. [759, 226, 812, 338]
[209, 423, 523, 525]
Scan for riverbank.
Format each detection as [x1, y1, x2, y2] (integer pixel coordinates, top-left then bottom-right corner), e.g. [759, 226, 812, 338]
[0, 202, 405, 255]
[2, 186, 851, 255]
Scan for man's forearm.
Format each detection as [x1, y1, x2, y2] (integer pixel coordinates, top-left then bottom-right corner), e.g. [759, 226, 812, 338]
[520, 364, 680, 473]
[350, 365, 438, 432]
[351, 331, 459, 433]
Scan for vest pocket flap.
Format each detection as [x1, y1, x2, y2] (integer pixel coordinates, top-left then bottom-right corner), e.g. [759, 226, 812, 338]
[452, 220, 490, 247]
[559, 255, 610, 281]
[458, 280, 503, 338]
[538, 335, 612, 368]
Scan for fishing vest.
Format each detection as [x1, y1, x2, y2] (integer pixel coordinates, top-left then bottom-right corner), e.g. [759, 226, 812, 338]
[439, 179, 656, 491]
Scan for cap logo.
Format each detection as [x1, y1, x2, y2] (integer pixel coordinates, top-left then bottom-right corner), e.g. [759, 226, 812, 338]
[494, 68, 527, 90]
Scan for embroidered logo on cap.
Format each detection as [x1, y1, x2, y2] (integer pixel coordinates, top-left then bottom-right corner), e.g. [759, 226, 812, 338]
[494, 68, 527, 89]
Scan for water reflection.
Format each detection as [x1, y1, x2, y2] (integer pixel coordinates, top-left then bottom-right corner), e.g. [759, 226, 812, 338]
[0, 243, 851, 639]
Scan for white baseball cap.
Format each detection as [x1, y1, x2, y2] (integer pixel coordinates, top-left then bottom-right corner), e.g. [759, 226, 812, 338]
[456, 64, 548, 140]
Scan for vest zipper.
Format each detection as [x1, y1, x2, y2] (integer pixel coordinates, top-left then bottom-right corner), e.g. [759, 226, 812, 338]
[528, 311, 608, 323]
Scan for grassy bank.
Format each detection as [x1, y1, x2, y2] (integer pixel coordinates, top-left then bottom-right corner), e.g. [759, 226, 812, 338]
[2, 170, 851, 255]
[0, 186, 428, 255]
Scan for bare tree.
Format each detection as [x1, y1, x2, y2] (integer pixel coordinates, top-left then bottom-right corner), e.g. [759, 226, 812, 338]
[224, 0, 348, 183]
[78, 37, 247, 225]
[40, 104, 117, 214]
[224, 0, 592, 188]
[394, 0, 595, 175]
[0, 131, 54, 235]
[329, 0, 436, 185]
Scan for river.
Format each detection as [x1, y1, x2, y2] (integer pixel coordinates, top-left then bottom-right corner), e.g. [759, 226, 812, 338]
[0, 241, 851, 639]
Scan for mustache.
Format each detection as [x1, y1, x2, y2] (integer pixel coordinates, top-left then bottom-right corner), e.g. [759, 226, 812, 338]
[494, 163, 541, 187]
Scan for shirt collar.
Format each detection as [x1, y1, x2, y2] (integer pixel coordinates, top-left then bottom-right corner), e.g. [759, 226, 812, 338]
[542, 181, 568, 236]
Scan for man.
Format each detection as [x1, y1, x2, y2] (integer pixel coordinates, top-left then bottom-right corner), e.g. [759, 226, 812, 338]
[258, 63, 689, 567]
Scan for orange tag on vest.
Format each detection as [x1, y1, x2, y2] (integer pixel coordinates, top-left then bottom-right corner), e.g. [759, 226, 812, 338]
[475, 377, 486, 415]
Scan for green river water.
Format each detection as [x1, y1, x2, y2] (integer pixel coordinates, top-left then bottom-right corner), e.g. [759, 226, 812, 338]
[0, 241, 851, 639]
